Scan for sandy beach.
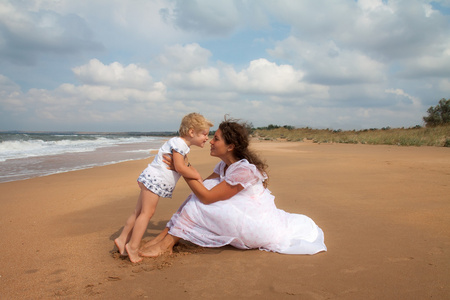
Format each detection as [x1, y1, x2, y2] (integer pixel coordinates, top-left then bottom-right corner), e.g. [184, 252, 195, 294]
[1, 141, 449, 299]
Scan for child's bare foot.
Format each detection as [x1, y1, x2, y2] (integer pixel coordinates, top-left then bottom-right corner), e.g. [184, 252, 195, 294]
[125, 243, 143, 263]
[114, 238, 128, 256]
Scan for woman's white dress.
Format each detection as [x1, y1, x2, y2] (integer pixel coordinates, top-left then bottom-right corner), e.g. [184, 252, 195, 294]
[167, 159, 327, 254]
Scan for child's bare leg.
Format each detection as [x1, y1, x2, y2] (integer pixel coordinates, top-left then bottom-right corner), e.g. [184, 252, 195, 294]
[139, 233, 180, 258]
[114, 185, 144, 256]
[114, 237, 129, 256]
[115, 213, 139, 256]
[126, 184, 159, 263]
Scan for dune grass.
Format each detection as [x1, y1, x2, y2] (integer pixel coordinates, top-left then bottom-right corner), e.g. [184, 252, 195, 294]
[253, 125, 450, 147]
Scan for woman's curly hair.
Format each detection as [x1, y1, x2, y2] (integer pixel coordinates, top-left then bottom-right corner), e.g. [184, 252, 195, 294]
[219, 117, 269, 187]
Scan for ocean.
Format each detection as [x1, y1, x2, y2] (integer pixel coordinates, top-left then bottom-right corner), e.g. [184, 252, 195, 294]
[0, 132, 170, 183]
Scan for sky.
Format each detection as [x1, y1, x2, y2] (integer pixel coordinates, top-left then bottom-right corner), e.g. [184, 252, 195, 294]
[1, 0, 450, 132]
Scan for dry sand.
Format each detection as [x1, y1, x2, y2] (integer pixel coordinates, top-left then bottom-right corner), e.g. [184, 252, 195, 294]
[0, 141, 449, 299]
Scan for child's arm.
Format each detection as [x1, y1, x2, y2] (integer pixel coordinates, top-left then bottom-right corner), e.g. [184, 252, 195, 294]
[172, 151, 202, 180]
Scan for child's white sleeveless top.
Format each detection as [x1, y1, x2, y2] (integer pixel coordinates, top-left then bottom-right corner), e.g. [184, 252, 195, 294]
[137, 137, 189, 198]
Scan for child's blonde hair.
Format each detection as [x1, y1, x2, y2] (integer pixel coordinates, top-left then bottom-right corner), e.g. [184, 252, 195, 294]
[179, 113, 213, 137]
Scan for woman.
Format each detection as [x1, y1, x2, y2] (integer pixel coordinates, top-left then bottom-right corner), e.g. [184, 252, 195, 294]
[139, 119, 326, 257]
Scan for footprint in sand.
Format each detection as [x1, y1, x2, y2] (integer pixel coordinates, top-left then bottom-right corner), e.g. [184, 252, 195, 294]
[341, 266, 366, 274]
[427, 247, 443, 256]
[387, 257, 414, 263]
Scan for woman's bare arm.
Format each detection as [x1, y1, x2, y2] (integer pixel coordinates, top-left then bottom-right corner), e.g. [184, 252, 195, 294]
[204, 172, 220, 180]
[184, 177, 243, 204]
[164, 153, 217, 182]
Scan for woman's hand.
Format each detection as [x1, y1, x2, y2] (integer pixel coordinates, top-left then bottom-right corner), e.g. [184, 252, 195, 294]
[163, 154, 175, 170]
[163, 153, 201, 181]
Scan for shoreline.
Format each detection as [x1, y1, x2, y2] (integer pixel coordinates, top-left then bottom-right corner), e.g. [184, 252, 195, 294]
[1, 141, 449, 299]
[0, 134, 166, 183]
[0, 155, 155, 184]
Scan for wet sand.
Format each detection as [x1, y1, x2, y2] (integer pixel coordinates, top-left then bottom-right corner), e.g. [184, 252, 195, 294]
[0, 141, 449, 299]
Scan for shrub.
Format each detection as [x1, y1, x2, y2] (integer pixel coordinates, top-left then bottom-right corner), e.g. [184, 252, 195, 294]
[423, 98, 450, 127]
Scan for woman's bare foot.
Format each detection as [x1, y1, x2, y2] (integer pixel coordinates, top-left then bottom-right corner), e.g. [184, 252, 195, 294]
[139, 243, 171, 258]
[139, 233, 179, 258]
[114, 238, 128, 256]
[143, 228, 169, 248]
[125, 243, 143, 263]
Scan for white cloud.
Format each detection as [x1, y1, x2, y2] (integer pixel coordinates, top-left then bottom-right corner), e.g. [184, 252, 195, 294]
[357, 0, 392, 12]
[438, 78, 450, 93]
[385, 88, 421, 107]
[159, 0, 241, 35]
[166, 67, 221, 90]
[156, 43, 212, 71]
[223, 58, 327, 96]
[0, 57, 168, 129]
[0, 75, 25, 112]
[1, 0, 449, 131]
[269, 38, 386, 85]
[72, 59, 155, 89]
[397, 50, 450, 78]
[1, 80, 168, 128]
[0, 74, 20, 94]
[0, 1, 102, 65]
[351, 1, 448, 60]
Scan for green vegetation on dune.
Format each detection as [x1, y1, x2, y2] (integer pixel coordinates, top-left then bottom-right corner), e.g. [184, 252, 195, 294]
[253, 125, 450, 147]
[253, 98, 450, 147]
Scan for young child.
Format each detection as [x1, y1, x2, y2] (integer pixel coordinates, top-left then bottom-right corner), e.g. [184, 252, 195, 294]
[114, 112, 213, 263]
